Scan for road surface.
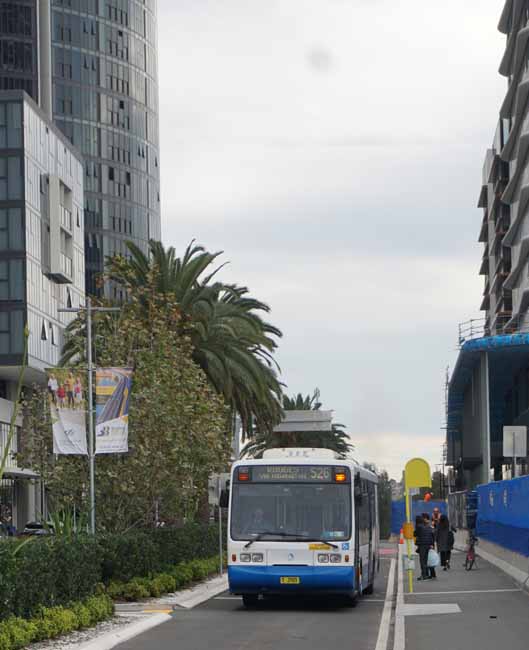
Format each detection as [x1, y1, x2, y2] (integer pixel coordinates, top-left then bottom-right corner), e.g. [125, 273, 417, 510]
[115, 543, 529, 650]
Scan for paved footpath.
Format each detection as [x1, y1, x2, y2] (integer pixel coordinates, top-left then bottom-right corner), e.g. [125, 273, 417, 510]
[401, 548, 528, 650]
[109, 543, 528, 650]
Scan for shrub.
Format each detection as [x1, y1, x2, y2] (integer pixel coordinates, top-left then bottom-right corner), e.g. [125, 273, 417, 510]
[0, 595, 113, 650]
[0, 618, 37, 650]
[71, 602, 91, 629]
[0, 524, 219, 622]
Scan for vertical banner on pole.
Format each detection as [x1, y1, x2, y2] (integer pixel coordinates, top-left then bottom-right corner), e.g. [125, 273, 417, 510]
[95, 368, 133, 454]
[46, 369, 88, 455]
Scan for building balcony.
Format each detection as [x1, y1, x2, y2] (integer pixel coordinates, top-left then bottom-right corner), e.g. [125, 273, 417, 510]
[498, 1, 515, 35]
[480, 294, 491, 311]
[478, 217, 488, 243]
[477, 183, 488, 208]
[504, 235, 529, 289]
[499, 21, 529, 79]
[60, 206, 72, 232]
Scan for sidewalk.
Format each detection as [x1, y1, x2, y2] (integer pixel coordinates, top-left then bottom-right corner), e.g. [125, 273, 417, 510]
[401, 549, 528, 650]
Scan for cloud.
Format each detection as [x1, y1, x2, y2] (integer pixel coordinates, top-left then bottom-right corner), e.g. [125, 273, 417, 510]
[157, 0, 505, 476]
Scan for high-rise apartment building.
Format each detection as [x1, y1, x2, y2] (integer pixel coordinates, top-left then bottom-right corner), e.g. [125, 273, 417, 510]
[0, 1, 161, 295]
[478, 2, 529, 334]
[0, 90, 85, 528]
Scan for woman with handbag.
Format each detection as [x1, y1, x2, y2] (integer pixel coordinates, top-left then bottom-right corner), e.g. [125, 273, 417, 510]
[415, 514, 436, 580]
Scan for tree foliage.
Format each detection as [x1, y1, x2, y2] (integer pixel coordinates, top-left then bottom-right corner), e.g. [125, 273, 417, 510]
[61, 240, 283, 438]
[19, 281, 231, 532]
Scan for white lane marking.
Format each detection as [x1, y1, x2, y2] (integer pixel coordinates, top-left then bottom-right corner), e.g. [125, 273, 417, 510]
[393, 546, 405, 650]
[399, 603, 461, 616]
[214, 596, 240, 600]
[374, 558, 396, 650]
[407, 588, 522, 596]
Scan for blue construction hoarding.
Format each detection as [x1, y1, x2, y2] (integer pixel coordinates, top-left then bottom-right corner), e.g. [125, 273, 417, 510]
[477, 475, 529, 557]
[391, 500, 447, 536]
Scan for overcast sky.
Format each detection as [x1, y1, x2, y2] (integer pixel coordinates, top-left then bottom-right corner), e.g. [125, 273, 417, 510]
[157, 0, 506, 479]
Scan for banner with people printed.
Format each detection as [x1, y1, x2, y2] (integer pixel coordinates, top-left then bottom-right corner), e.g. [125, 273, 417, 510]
[46, 369, 88, 455]
[95, 368, 133, 454]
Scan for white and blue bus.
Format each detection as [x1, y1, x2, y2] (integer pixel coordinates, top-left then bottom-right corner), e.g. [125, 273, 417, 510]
[225, 448, 379, 607]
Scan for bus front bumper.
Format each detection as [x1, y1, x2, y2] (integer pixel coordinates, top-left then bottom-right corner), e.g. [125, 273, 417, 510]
[228, 565, 356, 596]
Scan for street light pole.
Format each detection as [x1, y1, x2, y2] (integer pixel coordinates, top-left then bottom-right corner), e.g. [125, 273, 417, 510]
[58, 299, 120, 535]
[86, 297, 95, 535]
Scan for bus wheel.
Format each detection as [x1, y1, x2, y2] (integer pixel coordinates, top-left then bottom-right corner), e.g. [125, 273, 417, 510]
[242, 594, 259, 608]
[363, 582, 374, 595]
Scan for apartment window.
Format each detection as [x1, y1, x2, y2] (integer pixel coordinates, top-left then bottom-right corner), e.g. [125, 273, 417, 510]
[49, 322, 57, 346]
[0, 260, 23, 301]
[0, 155, 21, 200]
[0, 310, 24, 354]
[66, 287, 73, 309]
[40, 320, 47, 341]
[0, 208, 23, 251]
[0, 102, 22, 148]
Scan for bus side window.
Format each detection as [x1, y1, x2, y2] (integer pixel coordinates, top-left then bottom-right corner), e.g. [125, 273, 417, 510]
[358, 480, 370, 546]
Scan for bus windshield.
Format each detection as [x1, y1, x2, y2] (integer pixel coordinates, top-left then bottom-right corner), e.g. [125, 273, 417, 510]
[230, 482, 351, 542]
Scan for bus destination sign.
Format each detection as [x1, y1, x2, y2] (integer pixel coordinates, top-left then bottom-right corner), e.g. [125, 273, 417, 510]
[251, 465, 346, 483]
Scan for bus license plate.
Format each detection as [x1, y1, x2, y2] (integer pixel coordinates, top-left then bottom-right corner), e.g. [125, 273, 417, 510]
[280, 577, 300, 584]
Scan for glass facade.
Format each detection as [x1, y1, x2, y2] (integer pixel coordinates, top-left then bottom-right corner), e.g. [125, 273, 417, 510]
[0, 0, 161, 296]
[0, 1, 39, 97]
[50, 0, 161, 296]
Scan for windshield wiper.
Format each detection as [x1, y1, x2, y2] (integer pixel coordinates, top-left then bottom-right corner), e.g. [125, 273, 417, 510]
[244, 531, 300, 548]
[293, 534, 339, 549]
[244, 531, 338, 549]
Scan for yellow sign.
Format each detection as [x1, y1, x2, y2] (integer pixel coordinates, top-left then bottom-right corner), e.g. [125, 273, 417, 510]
[403, 522, 414, 540]
[280, 577, 300, 584]
[404, 458, 432, 489]
[309, 543, 332, 550]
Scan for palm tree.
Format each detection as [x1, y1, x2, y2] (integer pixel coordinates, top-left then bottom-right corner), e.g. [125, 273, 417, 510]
[61, 240, 283, 437]
[282, 388, 322, 411]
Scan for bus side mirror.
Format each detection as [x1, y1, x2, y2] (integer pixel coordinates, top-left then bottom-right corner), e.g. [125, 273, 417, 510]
[219, 489, 229, 508]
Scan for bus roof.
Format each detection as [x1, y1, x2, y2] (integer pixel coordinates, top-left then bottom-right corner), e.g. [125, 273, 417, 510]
[233, 449, 378, 482]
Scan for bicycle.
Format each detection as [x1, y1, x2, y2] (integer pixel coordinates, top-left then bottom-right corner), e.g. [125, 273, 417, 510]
[464, 531, 478, 571]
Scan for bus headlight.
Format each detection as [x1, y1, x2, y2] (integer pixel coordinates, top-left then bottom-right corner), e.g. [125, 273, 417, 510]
[317, 554, 329, 563]
[240, 553, 251, 562]
[252, 553, 264, 563]
[330, 554, 341, 563]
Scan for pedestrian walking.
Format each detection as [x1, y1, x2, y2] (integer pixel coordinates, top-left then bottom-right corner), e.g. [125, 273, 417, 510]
[415, 514, 435, 580]
[65, 372, 75, 409]
[422, 513, 437, 579]
[74, 376, 83, 408]
[47, 373, 58, 405]
[57, 384, 66, 408]
[436, 514, 452, 570]
[432, 506, 441, 529]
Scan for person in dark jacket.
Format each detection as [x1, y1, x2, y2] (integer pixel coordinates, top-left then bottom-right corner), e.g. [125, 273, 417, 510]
[415, 514, 435, 580]
[436, 515, 455, 570]
[422, 513, 437, 578]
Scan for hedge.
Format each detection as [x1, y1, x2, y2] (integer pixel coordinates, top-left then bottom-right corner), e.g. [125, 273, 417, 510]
[0, 555, 223, 650]
[106, 555, 221, 601]
[0, 523, 220, 621]
[0, 595, 113, 650]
